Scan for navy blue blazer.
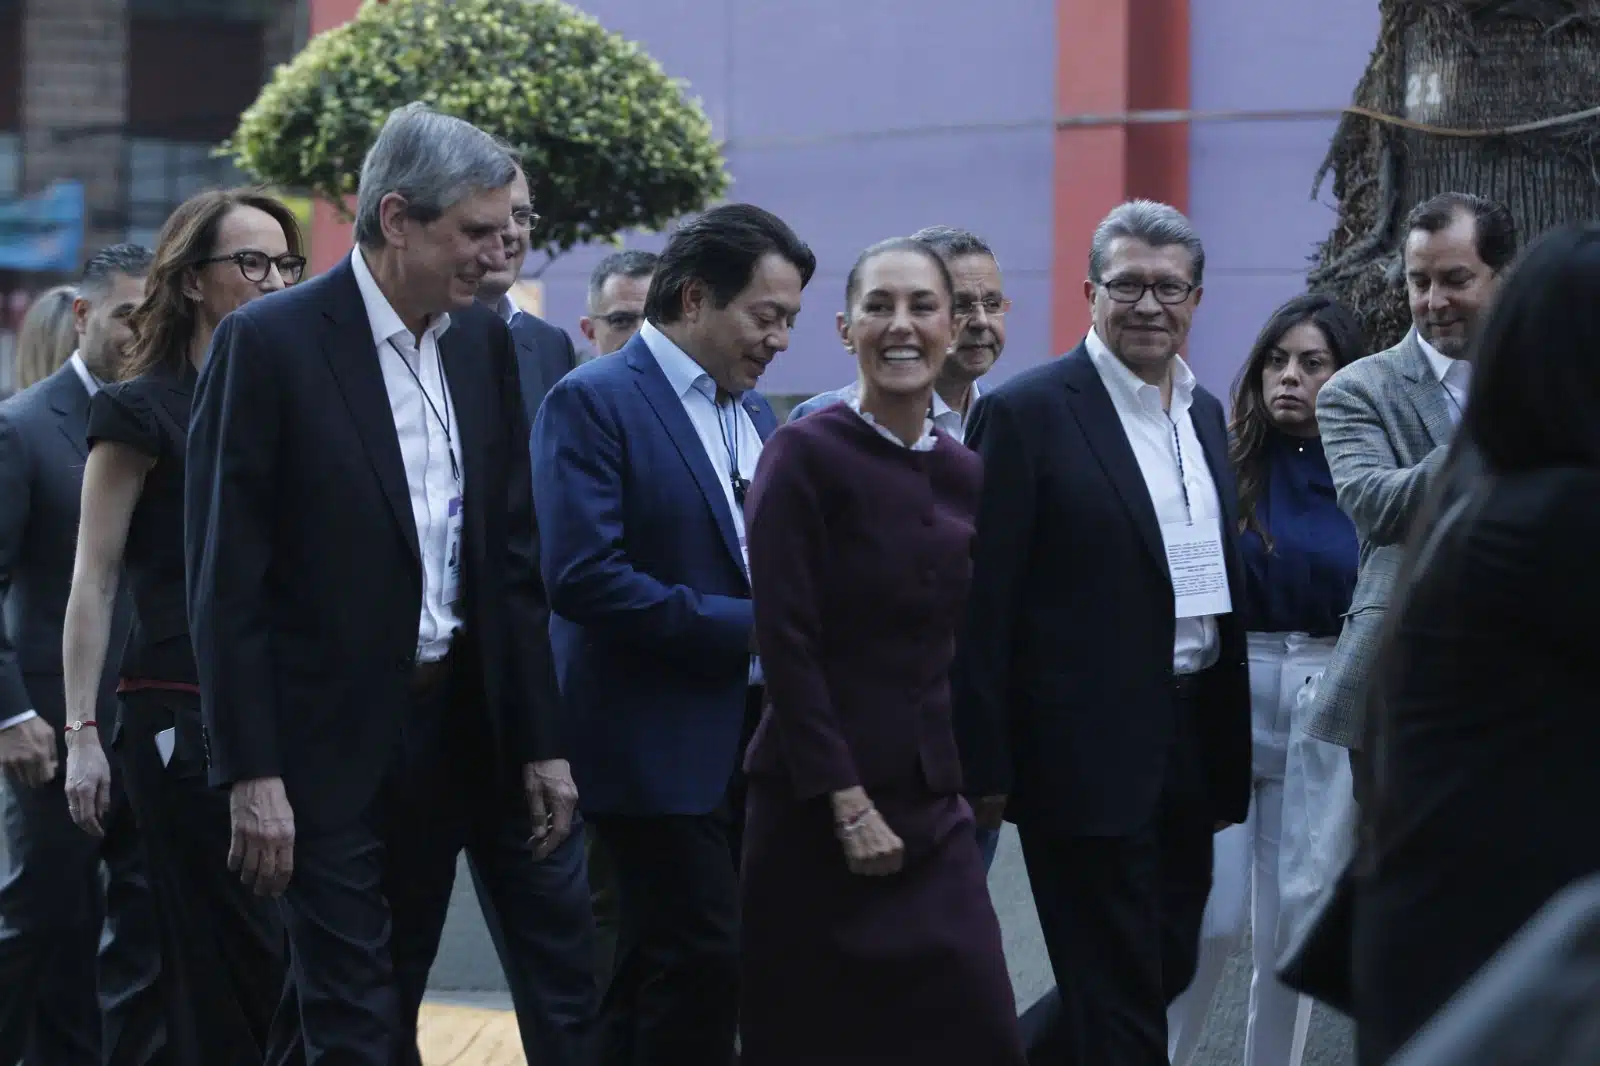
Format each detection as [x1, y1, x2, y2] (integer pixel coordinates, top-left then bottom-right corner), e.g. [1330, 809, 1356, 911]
[532, 330, 778, 817]
[507, 310, 578, 424]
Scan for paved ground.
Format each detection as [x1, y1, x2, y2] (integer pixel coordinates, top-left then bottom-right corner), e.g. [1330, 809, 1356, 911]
[429, 824, 1355, 1065]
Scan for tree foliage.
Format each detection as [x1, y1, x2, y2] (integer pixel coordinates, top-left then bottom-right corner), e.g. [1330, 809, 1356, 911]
[222, 0, 730, 258]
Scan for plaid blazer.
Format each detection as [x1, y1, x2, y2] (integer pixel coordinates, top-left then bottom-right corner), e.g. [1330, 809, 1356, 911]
[1305, 330, 1456, 748]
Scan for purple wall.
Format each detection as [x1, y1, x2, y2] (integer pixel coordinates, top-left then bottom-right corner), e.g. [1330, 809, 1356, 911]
[551, 1, 1057, 396]
[1186, 0, 1380, 400]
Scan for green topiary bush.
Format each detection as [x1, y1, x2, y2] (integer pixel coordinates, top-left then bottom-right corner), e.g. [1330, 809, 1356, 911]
[223, 0, 730, 260]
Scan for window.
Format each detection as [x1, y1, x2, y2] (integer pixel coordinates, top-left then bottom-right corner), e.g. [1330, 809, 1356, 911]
[0, 133, 19, 200]
[125, 138, 248, 247]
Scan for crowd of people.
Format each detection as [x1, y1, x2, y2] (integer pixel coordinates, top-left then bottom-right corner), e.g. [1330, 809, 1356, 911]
[0, 98, 1597, 1066]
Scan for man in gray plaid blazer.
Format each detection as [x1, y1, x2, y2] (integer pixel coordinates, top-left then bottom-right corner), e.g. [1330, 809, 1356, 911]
[1305, 193, 1517, 770]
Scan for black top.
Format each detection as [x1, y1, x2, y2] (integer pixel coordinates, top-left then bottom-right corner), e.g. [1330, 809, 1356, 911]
[86, 361, 198, 685]
[1353, 467, 1600, 1065]
[1236, 431, 1359, 636]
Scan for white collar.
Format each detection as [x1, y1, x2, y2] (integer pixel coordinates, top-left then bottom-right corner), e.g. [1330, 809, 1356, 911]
[492, 291, 521, 325]
[1415, 330, 1462, 385]
[640, 320, 722, 401]
[931, 378, 981, 422]
[1084, 327, 1194, 411]
[848, 396, 937, 452]
[350, 248, 452, 352]
[67, 351, 101, 397]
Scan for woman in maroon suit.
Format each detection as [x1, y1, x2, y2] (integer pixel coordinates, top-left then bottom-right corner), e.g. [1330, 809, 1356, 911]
[741, 237, 1025, 1065]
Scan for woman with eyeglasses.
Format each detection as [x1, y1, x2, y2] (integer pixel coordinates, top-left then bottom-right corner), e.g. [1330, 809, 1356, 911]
[61, 187, 304, 1066]
[1166, 293, 1364, 1066]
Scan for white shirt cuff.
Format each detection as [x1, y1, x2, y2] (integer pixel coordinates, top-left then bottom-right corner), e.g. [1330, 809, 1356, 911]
[0, 710, 40, 730]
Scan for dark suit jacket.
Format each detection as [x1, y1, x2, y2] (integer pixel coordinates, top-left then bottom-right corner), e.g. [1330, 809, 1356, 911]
[184, 255, 562, 828]
[0, 365, 129, 729]
[743, 406, 979, 807]
[952, 343, 1251, 837]
[531, 332, 777, 817]
[507, 310, 578, 424]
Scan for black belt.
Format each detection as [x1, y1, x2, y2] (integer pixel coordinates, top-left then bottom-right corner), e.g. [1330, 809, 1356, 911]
[1173, 670, 1208, 701]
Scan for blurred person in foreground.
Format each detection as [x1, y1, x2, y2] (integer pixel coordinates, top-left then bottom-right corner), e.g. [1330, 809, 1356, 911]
[14, 284, 80, 392]
[471, 160, 596, 1066]
[1352, 222, 1600, 1064]
[185, 104, 570, 1066]
[0, 247, 165, 1066]
[62, 192, 302, 1066]
[740, 236, 1025, 1065]
[1167, 293, 1364, 1066]
[579, 250, 656, 358]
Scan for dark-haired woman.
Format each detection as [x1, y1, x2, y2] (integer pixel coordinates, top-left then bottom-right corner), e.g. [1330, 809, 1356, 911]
[1168, 293, 1363, 1066]
[1354, 223, 1600, 1064]
[739, 238, 1025, 1065]
[61, 188, 305, 1066]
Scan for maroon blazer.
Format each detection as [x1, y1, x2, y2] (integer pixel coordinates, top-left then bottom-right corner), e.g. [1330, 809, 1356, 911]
[744, 404, 980, 802]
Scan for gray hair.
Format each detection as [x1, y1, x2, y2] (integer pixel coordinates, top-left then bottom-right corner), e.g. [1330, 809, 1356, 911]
[587, 250, 659, 312]
[354, 103, 518, 248]
[910, 225, 1000, 270]
[1088, 200, 1205, 285]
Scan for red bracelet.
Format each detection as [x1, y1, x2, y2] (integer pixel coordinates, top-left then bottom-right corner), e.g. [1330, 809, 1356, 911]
[63, 719, 97, 734]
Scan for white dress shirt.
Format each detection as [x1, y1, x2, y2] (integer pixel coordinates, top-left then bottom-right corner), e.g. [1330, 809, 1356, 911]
[351, 249, 464, 663]
[639, 321, 763, 682]
[1085, 329, 1222, 675]
[1418, 333, 1471, 427]
[491, 291, 522, 327]
[0, 355, 101, 732]
[932, 380, 980, 442]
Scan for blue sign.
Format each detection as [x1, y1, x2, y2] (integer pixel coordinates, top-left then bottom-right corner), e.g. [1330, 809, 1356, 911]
[0, 182, 86, 273]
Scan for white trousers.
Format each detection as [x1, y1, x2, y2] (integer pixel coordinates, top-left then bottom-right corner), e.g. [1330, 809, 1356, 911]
[1167, 632, 1335, 1066]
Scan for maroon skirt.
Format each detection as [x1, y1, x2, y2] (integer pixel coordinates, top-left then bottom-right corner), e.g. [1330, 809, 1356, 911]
[738, 778, 1025, 1066]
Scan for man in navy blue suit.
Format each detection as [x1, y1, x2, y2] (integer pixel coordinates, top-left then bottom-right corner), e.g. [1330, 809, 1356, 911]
[467, 162, 595, 1066]
[532, 203, 815, 1066]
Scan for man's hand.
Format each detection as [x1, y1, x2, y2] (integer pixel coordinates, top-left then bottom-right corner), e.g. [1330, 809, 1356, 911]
[523, 759, 578, 861]
[973, 794, 1008, 831]
[63, 732, 111, 836]
[229, 777, 295, 897]
[0, 717, 59, 789]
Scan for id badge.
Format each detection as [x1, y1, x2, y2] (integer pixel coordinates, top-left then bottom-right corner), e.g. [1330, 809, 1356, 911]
[442, 496, 464, 607]
[1161, 515, 1233, 618]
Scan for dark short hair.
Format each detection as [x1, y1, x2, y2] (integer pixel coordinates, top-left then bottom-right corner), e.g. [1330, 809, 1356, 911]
[643, 204, 816, 324]
[1403, 192, 1518, 272]
[910, 225, 997, 265]
[587, 249, 659, 312]
[79, 243, 154, 301]
[1461, 222, 1600, 471]
[844, 237, 954, 309]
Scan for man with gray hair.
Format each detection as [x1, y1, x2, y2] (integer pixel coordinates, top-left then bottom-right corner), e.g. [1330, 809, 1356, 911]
[579, 249, 656, 357]
[954, 200, 1251, 1064]
[186, 102, 574, 1065]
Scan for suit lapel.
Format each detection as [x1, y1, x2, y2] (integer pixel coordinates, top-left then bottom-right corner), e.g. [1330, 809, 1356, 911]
[318, 262, 420, 564]
[625, 341, 744, 572]
[743, 392, 778, 443]
[1191, 392, 1239, 536]
[1060, 347, 1167, 572]
[48, 367, 90, 458]
[1398, 333, 1455, 448]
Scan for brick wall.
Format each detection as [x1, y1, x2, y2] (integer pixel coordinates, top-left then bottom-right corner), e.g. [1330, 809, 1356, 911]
[20, 0, 129, 258]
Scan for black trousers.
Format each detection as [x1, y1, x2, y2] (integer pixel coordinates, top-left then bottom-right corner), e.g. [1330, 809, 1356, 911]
[584, 823, 620, 991]
[1016, 692, 1216, 1066]
[467, 794, 599, 1066]
[588, 686, 762, 1066]
[0, 729, 164, 1066]
[269, 663, 481, 1066]
[119, 688, 288, 1066]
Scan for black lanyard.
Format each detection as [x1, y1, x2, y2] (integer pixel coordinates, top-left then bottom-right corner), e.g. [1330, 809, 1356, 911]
[388, 339, 459, 483]
[714, 389, 748, 505]
[1165, 412, 1194, 524]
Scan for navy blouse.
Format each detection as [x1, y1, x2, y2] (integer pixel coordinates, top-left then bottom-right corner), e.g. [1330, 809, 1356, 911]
[1236, 430, 1359, 637]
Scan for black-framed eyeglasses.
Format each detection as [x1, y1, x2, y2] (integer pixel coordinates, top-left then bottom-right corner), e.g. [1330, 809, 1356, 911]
[953, 295, 1012, 319]
[197, 251, 306, 284]
[1100, 278, 1195, 305]
[598, 311, 642, 331]
[511, 207, 541, 230]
